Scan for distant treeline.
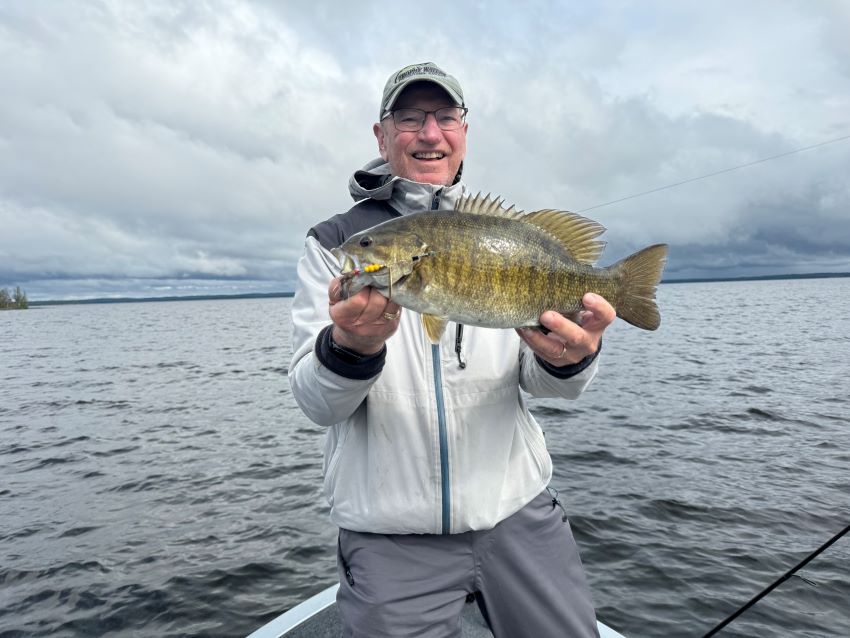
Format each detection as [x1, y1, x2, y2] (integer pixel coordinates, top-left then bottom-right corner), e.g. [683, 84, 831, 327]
[20, 271, 850, 307]
[0, 286, 28, 310]
[664, 271, 850, 284]
[29, 291, 295, 307]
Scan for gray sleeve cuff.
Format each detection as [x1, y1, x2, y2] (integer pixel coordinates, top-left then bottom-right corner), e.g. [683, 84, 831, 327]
[314, 325, 386, 380]
[535, 341, 600, 379]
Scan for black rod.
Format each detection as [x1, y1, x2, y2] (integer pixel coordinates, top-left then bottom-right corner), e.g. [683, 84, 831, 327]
[701, 522, 850, 637]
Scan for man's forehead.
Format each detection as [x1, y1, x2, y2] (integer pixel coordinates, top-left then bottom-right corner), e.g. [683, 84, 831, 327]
[393, 82, 457, 108]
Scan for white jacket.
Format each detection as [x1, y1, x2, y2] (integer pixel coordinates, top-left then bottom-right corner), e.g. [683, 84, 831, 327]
[288, 160, 599, 534]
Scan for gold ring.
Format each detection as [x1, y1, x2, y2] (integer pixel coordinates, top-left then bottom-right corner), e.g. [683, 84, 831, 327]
[555, 343, 568, 359]
[383, 310, 400, 322]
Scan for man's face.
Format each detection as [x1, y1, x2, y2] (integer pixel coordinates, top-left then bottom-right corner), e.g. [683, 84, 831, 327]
[373, 83, 468, 186]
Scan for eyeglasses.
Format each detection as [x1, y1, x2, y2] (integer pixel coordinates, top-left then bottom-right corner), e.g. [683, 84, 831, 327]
[382, 107, 468, 132]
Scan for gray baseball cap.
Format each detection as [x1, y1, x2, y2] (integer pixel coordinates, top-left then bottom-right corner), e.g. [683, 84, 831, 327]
[379, 62, 464, 118]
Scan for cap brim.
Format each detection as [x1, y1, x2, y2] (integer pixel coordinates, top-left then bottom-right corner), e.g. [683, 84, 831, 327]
[382, 79, 464, 116]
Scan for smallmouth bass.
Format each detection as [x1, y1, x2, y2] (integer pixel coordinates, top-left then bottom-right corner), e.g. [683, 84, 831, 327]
[333, 193, 668, 343]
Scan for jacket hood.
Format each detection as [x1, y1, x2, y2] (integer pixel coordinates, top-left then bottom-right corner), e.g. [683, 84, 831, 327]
[349, 158, 397, 201]
[348, 158, 466, 215]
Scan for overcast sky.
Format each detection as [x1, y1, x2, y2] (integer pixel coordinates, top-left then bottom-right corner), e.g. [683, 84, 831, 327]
[1, 1, 849, 300]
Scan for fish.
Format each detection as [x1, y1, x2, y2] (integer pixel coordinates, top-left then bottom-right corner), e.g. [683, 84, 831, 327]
[332, 193, 668, 343]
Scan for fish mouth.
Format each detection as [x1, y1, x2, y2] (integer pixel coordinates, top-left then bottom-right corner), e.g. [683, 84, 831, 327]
[332, 249, 359, 276]
[332, 249, 387, 278]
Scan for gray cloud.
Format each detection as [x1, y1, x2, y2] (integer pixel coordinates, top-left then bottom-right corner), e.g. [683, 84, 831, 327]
[1, 0, 848, 299]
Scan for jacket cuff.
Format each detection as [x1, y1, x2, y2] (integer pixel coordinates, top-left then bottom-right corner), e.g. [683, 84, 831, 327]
[315, 325, 386, 380]
[535, 341, 600, 379]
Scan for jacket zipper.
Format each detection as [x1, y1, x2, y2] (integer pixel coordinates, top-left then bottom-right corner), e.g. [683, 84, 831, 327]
[429, 188, 451, 534]
[432, 343, 450, 534]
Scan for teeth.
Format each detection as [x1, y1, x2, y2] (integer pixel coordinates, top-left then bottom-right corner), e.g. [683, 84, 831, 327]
[414, 152, 445, 159]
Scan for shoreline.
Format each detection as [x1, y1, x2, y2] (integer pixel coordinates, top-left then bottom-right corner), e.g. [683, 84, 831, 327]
[22, 271, 850, 306]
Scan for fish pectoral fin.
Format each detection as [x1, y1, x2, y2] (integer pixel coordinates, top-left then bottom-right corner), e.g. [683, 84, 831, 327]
[421, 314, 449, 344]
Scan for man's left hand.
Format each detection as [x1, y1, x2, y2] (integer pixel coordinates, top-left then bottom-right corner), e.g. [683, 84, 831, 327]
[516, 293, 616, 366]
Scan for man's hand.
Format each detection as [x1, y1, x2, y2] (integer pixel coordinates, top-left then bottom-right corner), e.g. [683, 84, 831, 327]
[516, 293, 615, 366]
[328, 276, 403, 355]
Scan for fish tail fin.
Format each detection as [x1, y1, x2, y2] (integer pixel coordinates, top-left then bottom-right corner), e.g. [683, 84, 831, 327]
[610, 244, 668, 330]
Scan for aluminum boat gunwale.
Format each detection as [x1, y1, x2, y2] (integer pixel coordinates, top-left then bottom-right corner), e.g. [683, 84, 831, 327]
[247, 583, 627, 638]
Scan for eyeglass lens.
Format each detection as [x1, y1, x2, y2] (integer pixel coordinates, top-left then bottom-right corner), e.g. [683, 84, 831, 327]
[391, 107, 466, 132]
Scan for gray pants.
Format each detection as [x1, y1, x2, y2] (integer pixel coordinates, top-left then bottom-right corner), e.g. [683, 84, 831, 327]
[336, 490, 600, 638]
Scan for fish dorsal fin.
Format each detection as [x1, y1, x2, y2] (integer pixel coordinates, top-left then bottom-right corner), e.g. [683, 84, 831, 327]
[456, 193, 605, 264]
[521, 209, 607, 264]
[454, 192, 524, 220]
[421, 314, 449, 343]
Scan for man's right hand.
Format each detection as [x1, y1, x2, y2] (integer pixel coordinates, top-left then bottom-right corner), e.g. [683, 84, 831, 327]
[328, 276, 402, 355]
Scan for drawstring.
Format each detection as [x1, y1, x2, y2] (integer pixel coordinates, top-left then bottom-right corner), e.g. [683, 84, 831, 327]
[455, 324, 466, 369]
[434, 190, 467, 371]
[547, 487, 568, 522]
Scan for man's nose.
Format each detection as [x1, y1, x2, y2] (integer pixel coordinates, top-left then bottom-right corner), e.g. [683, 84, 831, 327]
[417, 113, 443, 141]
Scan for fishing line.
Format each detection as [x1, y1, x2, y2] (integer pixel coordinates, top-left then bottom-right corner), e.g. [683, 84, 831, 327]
[700, 522, 850, 637]
[570, 130, 850, 632]
[577, 133, 850, 213]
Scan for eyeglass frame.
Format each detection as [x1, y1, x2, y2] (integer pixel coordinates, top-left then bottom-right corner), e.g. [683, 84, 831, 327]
[380, 106, 469, 132]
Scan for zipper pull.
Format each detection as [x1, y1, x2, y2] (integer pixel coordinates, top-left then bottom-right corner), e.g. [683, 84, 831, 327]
[455, 324, 466, 369]
[431, 188, 443, 210]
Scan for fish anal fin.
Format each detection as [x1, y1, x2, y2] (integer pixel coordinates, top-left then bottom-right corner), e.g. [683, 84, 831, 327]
[522, 209, 607, 264]
[421, 314, 449, 343]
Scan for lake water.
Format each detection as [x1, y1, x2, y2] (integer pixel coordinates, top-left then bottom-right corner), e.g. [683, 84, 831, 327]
[1, 279, 849, 637]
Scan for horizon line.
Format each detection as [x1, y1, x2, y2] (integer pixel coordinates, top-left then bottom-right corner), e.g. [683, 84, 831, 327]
[22, 271, 850, 306]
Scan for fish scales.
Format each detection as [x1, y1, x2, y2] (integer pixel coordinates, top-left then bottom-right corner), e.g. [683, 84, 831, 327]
[411, 212, 572, 325]
[333, 193, 668, 342]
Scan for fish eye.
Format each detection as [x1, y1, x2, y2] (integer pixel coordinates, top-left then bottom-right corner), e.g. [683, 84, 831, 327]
[359, 236, 373, 248]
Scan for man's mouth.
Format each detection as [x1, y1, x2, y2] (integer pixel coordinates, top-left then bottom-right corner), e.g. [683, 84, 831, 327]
[412, 151, 445, 160]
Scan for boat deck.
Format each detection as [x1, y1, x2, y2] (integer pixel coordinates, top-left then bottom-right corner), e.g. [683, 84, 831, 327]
[247, 584, 626, 638]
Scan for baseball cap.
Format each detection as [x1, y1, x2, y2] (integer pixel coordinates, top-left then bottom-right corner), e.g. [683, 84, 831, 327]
[379, 62, 464, 118]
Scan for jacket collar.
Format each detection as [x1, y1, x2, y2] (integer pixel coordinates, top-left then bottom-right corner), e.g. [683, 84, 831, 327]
[348, 158, 466, 215]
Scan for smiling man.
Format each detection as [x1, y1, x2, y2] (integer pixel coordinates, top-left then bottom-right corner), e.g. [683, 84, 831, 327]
[289, 62, 613, 637]
[374, 82, 467, 187]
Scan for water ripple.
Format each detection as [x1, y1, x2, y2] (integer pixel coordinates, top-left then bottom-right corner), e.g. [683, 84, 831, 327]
[2, 288, 849, 637]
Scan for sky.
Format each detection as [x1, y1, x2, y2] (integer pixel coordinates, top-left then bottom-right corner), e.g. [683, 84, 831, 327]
[1, 0, 849, 300]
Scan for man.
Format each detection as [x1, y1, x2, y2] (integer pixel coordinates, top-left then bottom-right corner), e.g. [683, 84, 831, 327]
[289, 62, 615, 637]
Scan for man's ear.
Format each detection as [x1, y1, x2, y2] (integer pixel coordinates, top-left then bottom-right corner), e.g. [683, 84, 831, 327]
[373, 122, 388, 161]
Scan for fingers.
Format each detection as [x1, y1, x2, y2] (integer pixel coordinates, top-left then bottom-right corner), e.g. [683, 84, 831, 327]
[520, 293, 616, 366]
[578, 293, 616, 332]
[516, 326, 571, 362]
[358, 290, 401, 326]
[328, 276, 346, 305]
[351, 284, 399, 325]
[331, 288, 399, 326]
[327, 278, 402, 354]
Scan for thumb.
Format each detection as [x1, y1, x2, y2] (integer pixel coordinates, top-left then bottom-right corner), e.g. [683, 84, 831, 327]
[581, 293, 616, 329]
